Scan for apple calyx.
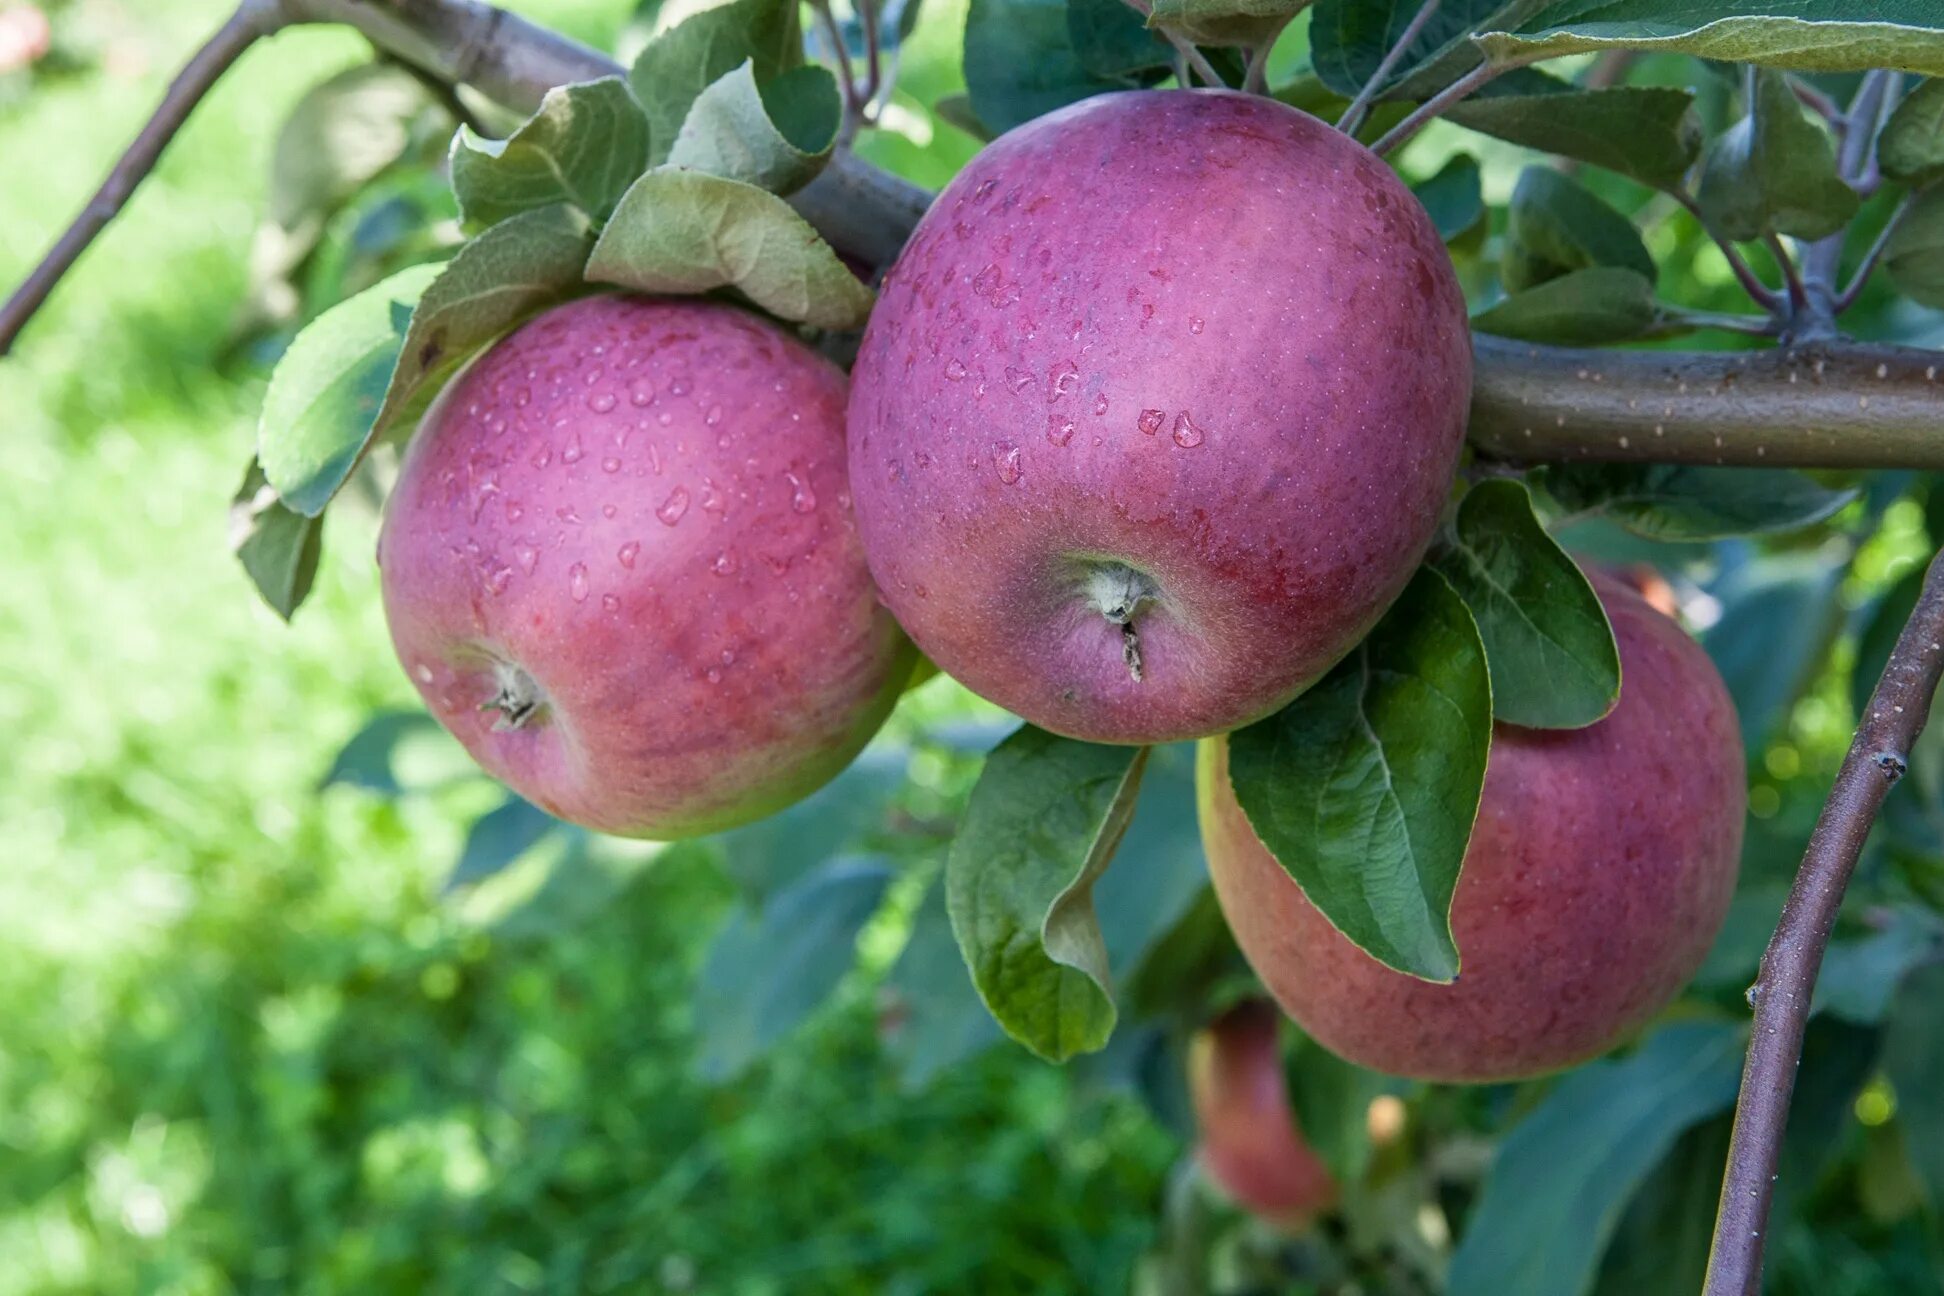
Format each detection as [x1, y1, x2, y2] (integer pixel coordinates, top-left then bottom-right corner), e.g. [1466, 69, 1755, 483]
[480, 659, 547, 732]
[1084, 561, 1160, 683]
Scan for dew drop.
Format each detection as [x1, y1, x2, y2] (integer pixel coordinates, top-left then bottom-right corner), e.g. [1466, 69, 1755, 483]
[617, 541, 640, 569]
[556, 506, 582, 525]
[628, 377, 656, 407]
[514, 543, 538, 574]
[1093, 394, 1109, 416]
[1004, 365, 1034, 393]
[656, 487, 691, 526]
[994, 442, 1023, 484]
[602, 593, 620, 612]
[561, 434, 584, 464]
[705, 667, 723, 685]
[1172, 411, 1206, 448]
[582, 363, 604, 387]
[602, 456, 622, 474]
[414, 664, 435, 684]
[786, 470, 818, 513]
[586, 390, 617, 414]
[1046, 415, 1075, 447]
[514, 387, 532, 408]
[656, 410, 674, 426]
[704, 404, 723, 426]
[1138, 408, 1165, 435]
[530, 447, 553, 469]
[669, 376, 692, 397]
[945, 358, 970, 381]
[484, 564, 513, 595]
[503, 499, 524, 523]
[712, 549, 741, 576]
[567, 562, 590, 602]
[1188, 317, 1205, 335]
[602, 503, 617, 519]
[1048, 360, 1079, 402]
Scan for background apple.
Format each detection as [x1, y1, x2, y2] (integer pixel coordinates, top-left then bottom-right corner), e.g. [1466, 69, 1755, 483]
[1199, 574, 1747, 1082]
[847, 88, 1472, 745]
[378, 294, 913, 838]
[1189, 999, 1337, 1229]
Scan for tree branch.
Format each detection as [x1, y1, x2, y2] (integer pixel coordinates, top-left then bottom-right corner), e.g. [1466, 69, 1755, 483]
[1670, 190, 1782, 314]
[1702, 545, 1944, 1296]
[0, 0, 281, 356]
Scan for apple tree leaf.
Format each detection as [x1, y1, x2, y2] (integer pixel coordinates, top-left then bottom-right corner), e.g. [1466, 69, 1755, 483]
[1446, 85, 1701, 190]
[1473, 266, 1659, 346]
[1886, 184, 1944, 310]
[1695, 67, 1859, 242]
[964, 0, 1139, 136]
[1879, 78, 1944, 188]
[631, 0, 803, 167]
[450, 77, 650, 227]
[1533, 463, 1857, 540]
[1501, 166, 1656, 292]
[667, 61, 842, 195]
[228, 459, 323, 620]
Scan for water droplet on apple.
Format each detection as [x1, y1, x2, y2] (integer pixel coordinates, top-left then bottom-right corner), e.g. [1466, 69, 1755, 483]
[530, 447, 552, 469]
[1138, 409, 1165, 435]
[1048, 361, 1079, 402]
[503, 499, 524, 523]
[602, 503, 617, 518]
[1094, 394, 1109, 416]
[561, 434, 584, 464]
[656, 487, 690, 526]
[945, 358, 969, 381]
[712, 549, 740, 576]
[1188, 317, 1205, 334]
[669, 376, 691, 397]
[994, 442, 1023, 484]
[656, 410, 674, 426]
[617, 541, 640, 569]
[1172, 411, 1206, 448]
[1004, 366, 1033, 393]
[1046, 415, 1075, 447]
[628, 377, 656, 407]
[567, 562, 589, 602]
[515, 543, 537, 574]
[786, 471, 818, 513]
[601, 593, 620, 612]
[602, 456, 621, 474]
[586, 390, 617, 414]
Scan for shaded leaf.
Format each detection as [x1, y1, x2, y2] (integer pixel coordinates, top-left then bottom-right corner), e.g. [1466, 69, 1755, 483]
[1886, 183, 1944, 310]
[450, 77, 650, 227]
[1534, 463, 1856, 540]
[1501, 166, 1656, 291]
[1813, 909, 1941, 1025]
[258, 262, 441, 517]
[1412, 153, 1485, 243]
[1853, 563, 1928, 719]
[883, 878, 1004, 1091]
[1879, 78, 1944, 188]
[1447, 1022, 1746, 1296]
[1068, 0, 1171, 78]
[1284, 1035, 1399, 1183]
[1430, 478, 1620, 729]
[1473, 266, 1658, 345]
[1884, 959, 1944, 1214]
[1311, 0, 1552, 101]
[695, 857, 893, 1081]
[269, 63, 440, 235]
[1446, 85, 1701, 190]
[1478, 2, 1944, 77]
[1146, 0, 1308, 50]
[587, 168, 874, 330]
[964, 0, 1132, 137]
[631, 0, 802, 167]
[946, 728, 1148, 1061]
[447, 796, 562, 891]
[668, 62, 841, 195]
[710, 743, 910, 899]
[1704, 551, 1846, 747]
[318, 710, 446, 796]
[1225, 568, 1491, 982]
[1695, 67, 1860, 242]
[228, 459, 323, 620]
[1094, 743, 1210, 979]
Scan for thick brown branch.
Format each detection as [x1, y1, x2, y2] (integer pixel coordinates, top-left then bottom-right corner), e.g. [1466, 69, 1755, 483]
[1703, 546, 1944, 1296]
[0, 0, 280, 356]
[1469, 336, 1944, 469]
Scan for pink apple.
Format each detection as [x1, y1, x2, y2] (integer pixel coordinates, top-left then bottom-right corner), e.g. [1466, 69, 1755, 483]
[847, 89, 1471, 744]
[378, 294, 913, 838]
[1189, 999, 1336, 1229]
[1199, 575, 1746, 1083]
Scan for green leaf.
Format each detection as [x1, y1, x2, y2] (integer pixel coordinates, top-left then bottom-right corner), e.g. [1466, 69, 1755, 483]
[667, 62, 841, 195]
[710, 744, 910, 899]
[695, 857, 893, 1081]
[1225, 568, 1492, 982]
[945, 728, 1148, 1062]
[1884, 959, 1944, 1214]
[587, 168, 875, 330]
[1501, 167, 1656, 292]
[373, 204, 593, 445]
[1473, 266, 1658, 346]
[1284, 1036, 1399, 1183]
[1093, 743, 1211, 978]
[1813, 910, 1940, 1025]
[258, 262, 440, 517]
[1446, 1022, 1746, 1296]
[1695, 67, 1860, 242]
[449, 77, 650, 227]
[631, 0, 802, 168]
[269, 63, 441, 236]
[1430, 479, 1620, 729]
[1534, 463, 1857, 540]
[228, 459, 323, 620]
[1478, 2, 1944, 77]
[1886, 183, 1944, 310]
[1068, 0, 1171, 78]
[318, 709, 447, 797]
[1590, 1117, 1729, 1296]
[1880, 79, 1944, 188]
[1145, 0, 1308, 50]
[963, 0, 1132, 136]
[1412, 153, 1485, 243]
[932, 92, 995, 142]
[1704, 553, 1846, 747]
[447, 796, 562, 891]
[1310, 0, 1552, 101]
[884, 879, 1004, 1091]
[1446, 86, 1701, 190]
[1853, 563, 1928, 718]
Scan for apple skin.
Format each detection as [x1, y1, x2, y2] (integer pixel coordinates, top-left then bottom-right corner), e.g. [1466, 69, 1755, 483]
[1198, 575, 1746, 1083]
[1189, 999, 1336, 1229]
[377, 294, 914, 839]
[847, 89, 1471, 745]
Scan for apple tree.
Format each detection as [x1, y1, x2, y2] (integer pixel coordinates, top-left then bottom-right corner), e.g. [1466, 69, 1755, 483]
[8, 0, 1944, 1290]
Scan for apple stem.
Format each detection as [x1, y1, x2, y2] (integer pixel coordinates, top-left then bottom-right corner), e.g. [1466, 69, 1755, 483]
[480, 660, 546, 731]
[1085, 562, 1159, 683]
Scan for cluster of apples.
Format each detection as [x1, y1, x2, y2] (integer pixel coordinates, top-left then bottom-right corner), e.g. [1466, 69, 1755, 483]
[378, 91, 1744, 1085]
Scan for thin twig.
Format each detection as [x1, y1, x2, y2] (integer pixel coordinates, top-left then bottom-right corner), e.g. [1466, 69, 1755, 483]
[859, 0, 883, 112]
[0, 0, 281, 356]
[1836, 192, 1916, 313]
[1796, 69, 1897, 338]
[809, 0, 862, 123]
[1370, 59, 1508, 157]
[1646, 306, 1780, 338]
[1669, 190, 1782, 312]
[1788, 74, 1844, 130]
[1764, 232, 1810, 315]
[1703, 547, 1944, 1296]
[1337, 0, 1441, 135]
[382, 51, 493, 137]
[1165, 34, 1226, 89]
[1241, 43, 1271, 95]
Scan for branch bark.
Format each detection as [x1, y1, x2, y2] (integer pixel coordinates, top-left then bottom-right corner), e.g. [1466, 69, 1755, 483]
[1703, 545, 1944, 1296]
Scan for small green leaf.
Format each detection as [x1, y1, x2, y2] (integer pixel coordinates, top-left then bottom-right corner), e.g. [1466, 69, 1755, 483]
[1478, 2, 1944, 77]
[1310, 0, 1551, 101]
[1284, 1036, 1399, 1183]
[1092, 743, 1210, 978]
[1695, 67, 1859, 243]
[1067, 0, 1171, 78]
[1534, 463, 1857, 540]
[1412, 154, 1485, 243]
[1501, 167, 1656, 292]
[1430, 479, 1620, 729]
[710, 744, 910, 900]
[318, 709, 447, 796]
[1446, 1022, 1746, 1296]
[228, 459, 324, 620]
[964, 0, 1132, 136]
[373, 203, 594, 444]
[695, 857, 893, 1081]
[1473, 266, 1658, 346]
[667, 61, 841, 195]
[1145, 0, 1308, 50]
[1705, 553, 1846, 747]
[1879, 79, 1944, 188]
[587, 168, 875, 330]
[884, 880, 1004, 1091]
[1226, 568, 1492, 982]
[269, 63, 441, 236]
[1445, 86, 1701, 190]
[1813, 910, 1940, 1025]
[258, 262, 440, 517]
[447, 796, 561, 891]
[631, 0, 803, 167]
[450, 77, 650, 227]
[945, 728, 1148, 1062]
[1884, 959, 1944, 1214]
[1886, 184, 1944, 309]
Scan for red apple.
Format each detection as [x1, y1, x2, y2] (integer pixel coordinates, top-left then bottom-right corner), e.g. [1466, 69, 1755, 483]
[378, 295, 913, 838]
[1189, 999, 1336, 1228]
[847, 89, 1471, 744]
[1199, 575, 1745, 1082]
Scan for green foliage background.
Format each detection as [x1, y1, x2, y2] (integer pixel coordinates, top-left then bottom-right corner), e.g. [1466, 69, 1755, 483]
[5, 1, 1944, 1293]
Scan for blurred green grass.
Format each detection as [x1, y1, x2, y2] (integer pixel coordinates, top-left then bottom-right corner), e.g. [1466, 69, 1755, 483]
[0, 3, 1171, 1292]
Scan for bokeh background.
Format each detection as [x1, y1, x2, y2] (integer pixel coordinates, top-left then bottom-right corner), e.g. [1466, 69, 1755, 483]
[3, 2, 1942, 1293]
